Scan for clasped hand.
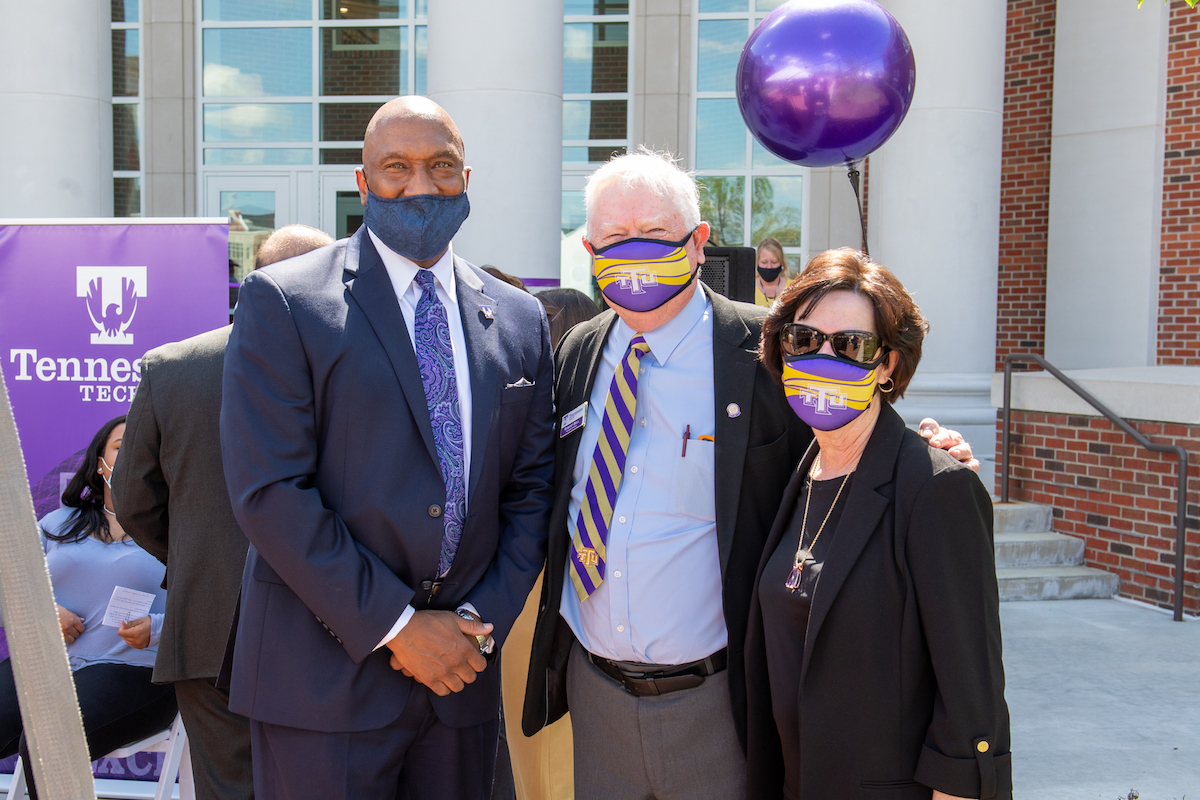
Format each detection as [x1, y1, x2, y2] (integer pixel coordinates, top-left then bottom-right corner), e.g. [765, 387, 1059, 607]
[384, 610, 493, 696]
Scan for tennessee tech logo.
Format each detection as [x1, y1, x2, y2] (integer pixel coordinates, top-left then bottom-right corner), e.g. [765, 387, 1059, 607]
[76, 267, 147, 345]
[615, 269, 659, 295]
[796, 384, 847, 416]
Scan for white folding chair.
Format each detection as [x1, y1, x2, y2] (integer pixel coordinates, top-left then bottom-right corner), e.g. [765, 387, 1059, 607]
[6, 712, 193, 800]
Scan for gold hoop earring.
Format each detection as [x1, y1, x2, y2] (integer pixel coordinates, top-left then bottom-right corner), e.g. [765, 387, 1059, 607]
[879, 376, 895, 394]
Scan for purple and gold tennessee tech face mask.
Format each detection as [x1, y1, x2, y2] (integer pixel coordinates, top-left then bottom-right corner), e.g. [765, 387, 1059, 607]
[782, 354, 879, 431]
[586, 229, 698, 313]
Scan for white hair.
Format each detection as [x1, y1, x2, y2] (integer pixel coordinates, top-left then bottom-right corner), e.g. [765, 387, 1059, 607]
[584, 147, 701, 240]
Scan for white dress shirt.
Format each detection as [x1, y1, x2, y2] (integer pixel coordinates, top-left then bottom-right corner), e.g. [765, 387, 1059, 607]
[366, 229, 475, 648]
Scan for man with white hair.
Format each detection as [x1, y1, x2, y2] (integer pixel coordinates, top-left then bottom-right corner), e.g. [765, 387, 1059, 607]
[523, 150, 973, 799]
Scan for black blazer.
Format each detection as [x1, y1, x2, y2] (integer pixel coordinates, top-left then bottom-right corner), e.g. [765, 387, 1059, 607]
[744, 403, 1011, 800]
[113, 325, 248, 684]
[220, 229, 556, 732]
[521, 285, 813, 744]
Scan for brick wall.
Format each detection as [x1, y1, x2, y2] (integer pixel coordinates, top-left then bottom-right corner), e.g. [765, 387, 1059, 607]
[997, 410, 1200, 614]
[996, 0, 1056, 371]
[1158, 1, 1200, 365]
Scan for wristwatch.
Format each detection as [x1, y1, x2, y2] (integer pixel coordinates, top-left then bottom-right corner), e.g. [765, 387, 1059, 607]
[455, 608, 490, 654]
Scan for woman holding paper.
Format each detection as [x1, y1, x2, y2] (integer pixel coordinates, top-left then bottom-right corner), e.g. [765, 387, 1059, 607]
[0, 415, 176, 794]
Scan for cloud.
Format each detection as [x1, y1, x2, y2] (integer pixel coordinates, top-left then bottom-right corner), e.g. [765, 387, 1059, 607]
[204, 64, 265, 97]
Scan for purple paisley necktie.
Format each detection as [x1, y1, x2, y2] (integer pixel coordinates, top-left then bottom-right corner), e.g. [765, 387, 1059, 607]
[413, 269, 466, 577]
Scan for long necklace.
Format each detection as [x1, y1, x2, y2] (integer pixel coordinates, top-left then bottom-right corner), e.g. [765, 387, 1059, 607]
[785, 461, 851, 592]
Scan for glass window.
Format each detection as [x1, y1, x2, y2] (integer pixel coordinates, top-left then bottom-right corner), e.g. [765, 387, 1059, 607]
[111, 0, 138, 23]
[321, 148, 363, 164]
[205, 148, 313, 165]
[565, 0, 628, 13]
[322, 0, 402, 19]
[564, 23, 628, 94]
[113, 105, 140, 171]
[204, 29, 312, 97]
[564, 100, 626, 142]
[322, 27, 405, 96]
[114, 178, 141, 218]
[336, 191, 365, 238]
[699, 0, 745, 11]
[699, 177, 744, 247]
[203, 0, 310, 21]
[755, 0, 786, 11]
[751, 176, 802, 246]
[415, 26, 427, 95]
[562, 190, 586, 236]
[204, 103, 313, 142]
[321, 103, 377, 142]
[697, 20, 746, 93]
[112, 30, 139, 96]
[696, 98, 745, 169]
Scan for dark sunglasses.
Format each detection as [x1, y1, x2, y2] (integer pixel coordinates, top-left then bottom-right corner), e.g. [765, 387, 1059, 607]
[780, 323, 883, 364]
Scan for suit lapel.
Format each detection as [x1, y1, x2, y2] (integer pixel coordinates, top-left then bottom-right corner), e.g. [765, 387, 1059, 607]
[554, 313, 619, 517]
[799, 404, 905, 683]
[343, 229, 439, 468]
[454, 258, 498, 504]
[708, 287, 756, 577]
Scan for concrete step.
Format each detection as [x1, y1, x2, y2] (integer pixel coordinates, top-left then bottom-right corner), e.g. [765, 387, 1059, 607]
[993, 501, 1053, 534]
[994, 531, 1085, 568]
[997, 566, 1119, 602]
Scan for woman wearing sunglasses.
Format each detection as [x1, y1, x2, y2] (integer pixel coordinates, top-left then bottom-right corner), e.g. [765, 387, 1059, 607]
[743, 248, 1011, 800]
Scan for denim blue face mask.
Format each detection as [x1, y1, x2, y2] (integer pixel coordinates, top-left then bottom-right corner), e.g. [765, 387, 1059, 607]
[362, 186, 471, 262]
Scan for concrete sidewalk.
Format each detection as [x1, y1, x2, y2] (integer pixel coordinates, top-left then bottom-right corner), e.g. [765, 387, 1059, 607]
[1002, 599, 1200, 799]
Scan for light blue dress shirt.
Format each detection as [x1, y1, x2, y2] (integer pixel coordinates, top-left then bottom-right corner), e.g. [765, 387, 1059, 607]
[560, 283, 726, 665]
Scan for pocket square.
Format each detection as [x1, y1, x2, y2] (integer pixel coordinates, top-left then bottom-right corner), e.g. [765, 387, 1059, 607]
[506, 378, 535, 388]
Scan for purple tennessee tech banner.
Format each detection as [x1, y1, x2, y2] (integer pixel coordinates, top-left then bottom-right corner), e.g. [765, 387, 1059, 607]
[0, 219, 229, 516]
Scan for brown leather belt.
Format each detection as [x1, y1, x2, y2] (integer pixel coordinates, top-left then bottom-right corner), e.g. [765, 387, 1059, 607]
[587, 648, 728, 697]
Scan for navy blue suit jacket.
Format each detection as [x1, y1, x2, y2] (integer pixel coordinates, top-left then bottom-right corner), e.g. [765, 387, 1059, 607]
[220, 228, 555, 732]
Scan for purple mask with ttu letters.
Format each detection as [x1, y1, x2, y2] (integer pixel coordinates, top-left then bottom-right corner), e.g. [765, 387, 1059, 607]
[782, 354, 880, 432]
[586, 229, 699, 312]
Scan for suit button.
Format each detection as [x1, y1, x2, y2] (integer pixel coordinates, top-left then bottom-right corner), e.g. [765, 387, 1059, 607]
[428, 504, 442, 518]
[977, 741, 989, 753]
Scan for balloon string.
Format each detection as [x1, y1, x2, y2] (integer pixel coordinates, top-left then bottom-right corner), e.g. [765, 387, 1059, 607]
[846, 162, 870, 258]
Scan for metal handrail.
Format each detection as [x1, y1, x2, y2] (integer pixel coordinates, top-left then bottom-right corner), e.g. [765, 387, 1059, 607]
[1000, 353, 1191, 622]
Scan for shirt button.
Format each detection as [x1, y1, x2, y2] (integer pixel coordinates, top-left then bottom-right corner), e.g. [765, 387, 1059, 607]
[617, 624, 625, 632]
[630, 466, 638, 474]
[614, 570, 622, 578]
[640, 418, 646, 427]
[618, 515, 627, 524]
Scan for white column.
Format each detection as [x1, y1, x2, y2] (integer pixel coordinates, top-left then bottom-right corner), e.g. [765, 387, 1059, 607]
[426, 0, 563, 281]
[870, 0, 1007, 489]
[0, 1, 112, 218]
[1045, 1, 1168, 369]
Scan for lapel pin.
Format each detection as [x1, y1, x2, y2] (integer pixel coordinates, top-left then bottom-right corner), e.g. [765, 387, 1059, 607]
[726, 403, 741, 419]
[479, 305, 495, 319]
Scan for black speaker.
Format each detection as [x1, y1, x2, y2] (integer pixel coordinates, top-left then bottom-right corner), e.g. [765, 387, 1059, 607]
[700, 246, 756, 304]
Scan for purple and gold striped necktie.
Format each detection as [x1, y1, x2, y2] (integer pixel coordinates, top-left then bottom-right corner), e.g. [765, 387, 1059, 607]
[570, 334, 651, 601]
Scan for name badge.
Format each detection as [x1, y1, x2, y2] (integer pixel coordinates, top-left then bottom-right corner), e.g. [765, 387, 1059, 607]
[560, 402, 588, 438]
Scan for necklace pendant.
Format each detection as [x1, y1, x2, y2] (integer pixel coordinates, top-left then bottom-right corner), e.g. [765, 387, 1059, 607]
[785, 564, 802, 592]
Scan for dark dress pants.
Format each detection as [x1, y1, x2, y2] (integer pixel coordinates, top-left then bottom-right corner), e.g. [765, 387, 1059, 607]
[251, 683, 499, 800]
[0, 658, 178, 800]
[174, 677, 255, 800]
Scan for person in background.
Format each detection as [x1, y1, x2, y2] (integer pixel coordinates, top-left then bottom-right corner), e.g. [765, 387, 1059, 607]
[113, 223, 334, 800]
[497, 287, 602, 800]
[0, 416, 176, 800]
[745, 248, 1010, 800]
[482, 265, 528, 293]
[754, 237, 789, 309]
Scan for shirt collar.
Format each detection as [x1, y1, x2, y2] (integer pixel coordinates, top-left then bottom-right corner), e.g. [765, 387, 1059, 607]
[367, 227, 458, 305]
[615, 281, 710, 368]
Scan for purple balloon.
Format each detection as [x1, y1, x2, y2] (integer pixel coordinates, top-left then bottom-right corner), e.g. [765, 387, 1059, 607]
[736, 0, 917, 168]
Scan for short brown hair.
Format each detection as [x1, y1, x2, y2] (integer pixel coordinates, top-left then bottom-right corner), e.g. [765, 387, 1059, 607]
[759, 248, 928, 403]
